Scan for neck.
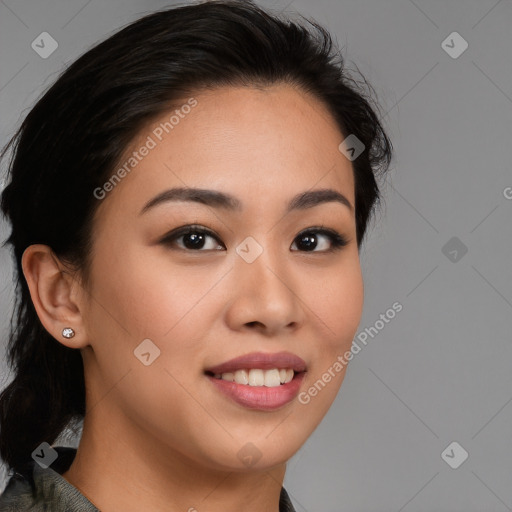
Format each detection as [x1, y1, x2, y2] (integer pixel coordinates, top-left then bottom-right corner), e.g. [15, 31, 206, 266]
[61, 407, 287, 512]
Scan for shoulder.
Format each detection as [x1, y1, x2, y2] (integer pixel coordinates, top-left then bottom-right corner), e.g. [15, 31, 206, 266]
[0, 446, 99, 512]
[0, 471, 38, 511]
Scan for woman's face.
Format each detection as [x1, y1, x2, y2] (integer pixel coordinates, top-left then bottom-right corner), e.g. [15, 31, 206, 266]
[78, 83, 364, 471]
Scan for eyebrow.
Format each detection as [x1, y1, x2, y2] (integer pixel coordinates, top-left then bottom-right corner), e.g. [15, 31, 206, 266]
[139, 186, 353, 215]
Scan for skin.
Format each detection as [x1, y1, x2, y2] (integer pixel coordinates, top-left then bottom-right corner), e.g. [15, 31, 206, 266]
[22, 83, 364, 512]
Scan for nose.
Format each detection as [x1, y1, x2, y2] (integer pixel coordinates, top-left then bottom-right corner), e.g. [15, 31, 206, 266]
[223, 244, 305, 336]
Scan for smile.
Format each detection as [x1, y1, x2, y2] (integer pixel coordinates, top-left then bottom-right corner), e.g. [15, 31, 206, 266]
[205, 370, 306, 411]
[208, 368, 295, 387]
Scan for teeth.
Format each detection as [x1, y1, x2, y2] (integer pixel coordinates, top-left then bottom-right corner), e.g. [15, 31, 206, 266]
[234, 369, 249, 385]
[264, 369, 281, 387]
[221, 372, 234, 382]
[249, 369, 265, 386]
[214, 368, 295, 387]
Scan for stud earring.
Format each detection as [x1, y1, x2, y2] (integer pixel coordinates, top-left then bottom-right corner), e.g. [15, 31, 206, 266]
[62, 327, 75, 339]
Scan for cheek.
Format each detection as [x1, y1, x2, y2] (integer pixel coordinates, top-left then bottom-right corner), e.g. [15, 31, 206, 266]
[89, 246, 214, 340]
[81, 250, 217, 429]
[83, 245, 233, 394]
[299, 256, 363, 404]
[307, 256, 364, 349]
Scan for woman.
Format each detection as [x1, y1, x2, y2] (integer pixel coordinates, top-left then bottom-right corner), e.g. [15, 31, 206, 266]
[0, 0, 392, 510]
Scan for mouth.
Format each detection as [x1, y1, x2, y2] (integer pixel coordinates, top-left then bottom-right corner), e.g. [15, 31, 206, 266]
[203, 351, 308, 410]
[204, 351, 307, 376]
[204, 368, 304, 387]
[205, 368, 306, 412]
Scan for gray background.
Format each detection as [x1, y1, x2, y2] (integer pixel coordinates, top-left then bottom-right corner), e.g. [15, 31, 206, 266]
[1, 0, 511, 510]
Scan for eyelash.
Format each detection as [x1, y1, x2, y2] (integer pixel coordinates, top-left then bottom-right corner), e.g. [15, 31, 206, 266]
[159, 224, 349, 253]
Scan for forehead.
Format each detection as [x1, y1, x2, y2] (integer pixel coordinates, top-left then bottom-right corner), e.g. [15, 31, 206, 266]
[95, 84, 355, 219]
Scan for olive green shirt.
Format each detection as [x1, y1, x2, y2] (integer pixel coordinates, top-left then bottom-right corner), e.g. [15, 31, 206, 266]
[0, 446, 297, 511]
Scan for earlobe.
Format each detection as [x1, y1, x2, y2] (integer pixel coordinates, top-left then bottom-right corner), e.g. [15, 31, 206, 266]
[21, 244, 87, 348]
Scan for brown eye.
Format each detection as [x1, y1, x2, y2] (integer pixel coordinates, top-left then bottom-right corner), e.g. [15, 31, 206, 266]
[160, 225, 225, 251]
[160, 225, 348, 253]
[291, 228, 348, 252]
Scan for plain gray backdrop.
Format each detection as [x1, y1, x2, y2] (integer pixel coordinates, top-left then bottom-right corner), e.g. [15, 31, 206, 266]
[1, 1, 511, 511]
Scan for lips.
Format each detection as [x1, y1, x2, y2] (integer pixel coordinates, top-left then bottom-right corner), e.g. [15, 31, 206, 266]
[204, 351, 307, 375]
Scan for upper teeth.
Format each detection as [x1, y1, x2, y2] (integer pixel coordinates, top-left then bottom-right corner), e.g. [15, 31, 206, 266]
[214, 368, 294, 387]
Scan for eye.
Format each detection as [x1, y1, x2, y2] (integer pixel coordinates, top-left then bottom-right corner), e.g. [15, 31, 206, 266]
[160, 225, 224, 251]
[159, 225, 349, 253]
[291, 227, 348, 253]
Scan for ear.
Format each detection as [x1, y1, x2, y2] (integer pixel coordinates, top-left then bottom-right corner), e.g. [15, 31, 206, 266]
[21, 244, 89, 349]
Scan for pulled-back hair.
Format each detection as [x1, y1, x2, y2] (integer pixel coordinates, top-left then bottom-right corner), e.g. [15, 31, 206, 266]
[0, 0, 392, 476]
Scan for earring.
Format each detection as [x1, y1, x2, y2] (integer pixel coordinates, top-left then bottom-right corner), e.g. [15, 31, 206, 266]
[62, 327, 75, 339]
